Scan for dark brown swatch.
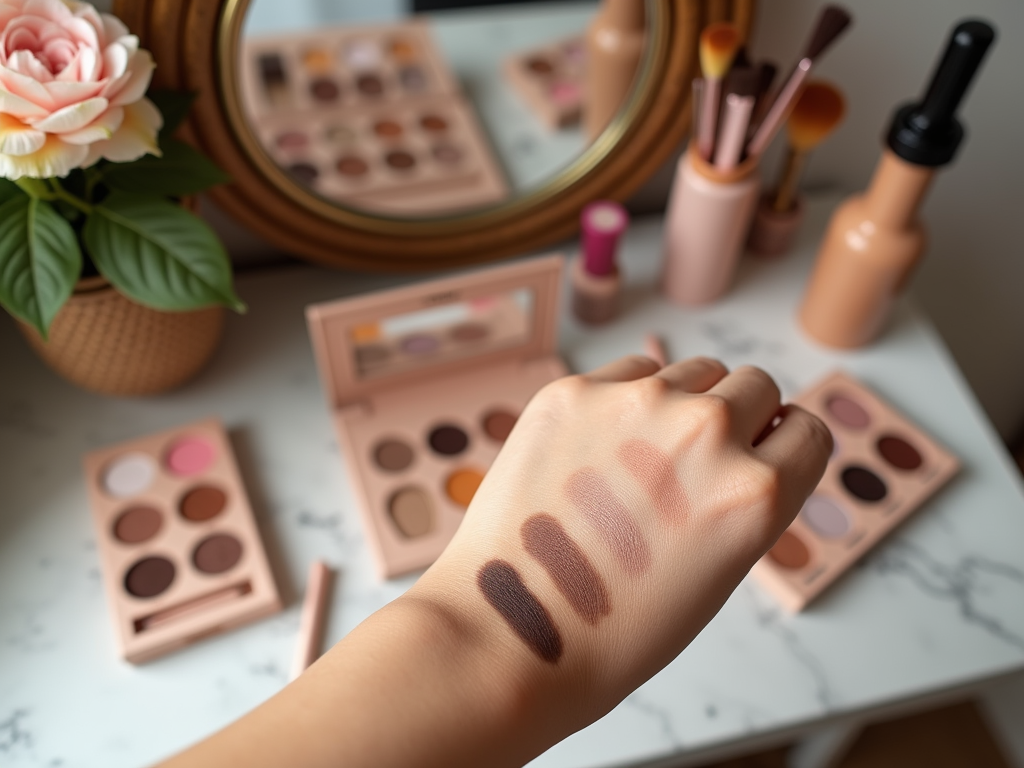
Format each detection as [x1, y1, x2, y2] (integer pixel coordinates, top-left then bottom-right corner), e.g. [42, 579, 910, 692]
[617, 439, 691, 525]
[521, 514, 610, 624]
[564, 468, 650, 575]
[477, 559, 562, 663]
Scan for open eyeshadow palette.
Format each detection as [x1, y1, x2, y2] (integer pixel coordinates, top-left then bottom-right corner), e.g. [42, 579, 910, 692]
[307, 255, 567, 578]
[753, 371, 960, 612]
[240, 19, 509, 214]
[503, 36, 585, 130]
[83, 419, 281, 663]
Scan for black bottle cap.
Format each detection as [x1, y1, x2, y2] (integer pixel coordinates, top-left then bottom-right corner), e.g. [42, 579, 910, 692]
[886, 19, 996, 167]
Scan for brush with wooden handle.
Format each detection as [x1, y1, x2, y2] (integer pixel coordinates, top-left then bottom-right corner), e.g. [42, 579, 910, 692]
[772, 80, 846, 212]
[697, 22, 741, 161]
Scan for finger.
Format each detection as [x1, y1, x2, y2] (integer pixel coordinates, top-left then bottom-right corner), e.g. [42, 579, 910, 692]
[584, 355, 662, 383]
[757, 404, 833, 513]
[653, 356, 728, 393]
[706, 365, 781, 443]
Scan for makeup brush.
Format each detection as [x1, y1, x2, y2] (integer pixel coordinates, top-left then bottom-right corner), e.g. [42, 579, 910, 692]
[772, 81, 845, 212]
[714, 66, 758, 170]
[747, 5, 851, 158]
[747, 61, 778, 137]
[697, 22, 742, 161]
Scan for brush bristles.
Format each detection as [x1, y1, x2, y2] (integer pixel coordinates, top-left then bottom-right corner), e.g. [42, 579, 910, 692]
[787, 81, 846, 150]
[724, 66, 758, 98]
[700, 22, 741, 79]
[804, 5, 852, 60]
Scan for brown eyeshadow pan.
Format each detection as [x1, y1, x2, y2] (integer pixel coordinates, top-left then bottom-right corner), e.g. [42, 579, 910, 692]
[193, 533, 243, 574]
[768, 530, 811, 569]
[841, 465, 888, 502]
[385, 150, 416, 170]
[374, 119, 403, 138]
[482, 410, 517, 442]
[356, 73, 384, 96]
[450, 322, 488, 342]
[180, 486, 227, 521]
[374, 439, 414, 472]
[877, 435, 923, 470]
[389, 487, 433, 538]
[477, 559, 562, 663]
[310, 77, 340, 102]
[114, 506, 163, 544]
[337, 155, 370, 177]
[428, 425, 469, 456]
[125, 556, 176, 598]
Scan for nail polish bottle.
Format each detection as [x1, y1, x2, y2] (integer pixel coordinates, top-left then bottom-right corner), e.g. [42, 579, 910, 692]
[584, 0, 646, 141]
[572, 201, 629, 325]
[799, 19, 995, 348]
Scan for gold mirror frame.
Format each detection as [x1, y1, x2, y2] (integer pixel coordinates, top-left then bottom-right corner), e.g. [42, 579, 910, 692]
[114, 0, 753, 271]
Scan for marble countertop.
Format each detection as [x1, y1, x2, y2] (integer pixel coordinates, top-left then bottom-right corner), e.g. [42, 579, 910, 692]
[2, 197, 1024, 767]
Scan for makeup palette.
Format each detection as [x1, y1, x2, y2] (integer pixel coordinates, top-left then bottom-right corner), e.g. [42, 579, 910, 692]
[240, 20, 509, 214]
[503, 36, 585, 130]
[307, 255, 567, 578]
[752, 371, 960, 612]
[83, 419, 281, 663]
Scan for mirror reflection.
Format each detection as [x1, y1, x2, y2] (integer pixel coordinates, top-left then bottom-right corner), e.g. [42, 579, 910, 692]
[238, 1, 646, 216]
[351, 288, 534, 378]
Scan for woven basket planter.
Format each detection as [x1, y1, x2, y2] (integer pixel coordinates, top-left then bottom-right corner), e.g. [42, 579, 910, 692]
[18, 275, 224, 396]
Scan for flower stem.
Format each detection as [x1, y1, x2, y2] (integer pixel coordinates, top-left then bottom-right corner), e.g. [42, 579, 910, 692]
[46, 178, 93, 215]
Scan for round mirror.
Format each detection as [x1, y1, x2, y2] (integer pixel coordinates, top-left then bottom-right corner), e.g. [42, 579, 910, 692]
[114, 0, 753, 269]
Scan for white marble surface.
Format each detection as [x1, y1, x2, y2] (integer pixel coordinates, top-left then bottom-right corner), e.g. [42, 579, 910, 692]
[2, 197, 1024, 768]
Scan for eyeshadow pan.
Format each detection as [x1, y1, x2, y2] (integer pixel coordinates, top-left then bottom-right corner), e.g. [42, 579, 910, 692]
[302, 49, 332, 73]
[446, 468, 484, 507]
[326, 125, 356, 144]
[432, 144, 462, 165]
[841, 465, 888, 502]
[258, 53, 287, 87]
[525, 56, 554, 75]
[113, 506, 163, 544]
[450, 322, 488, 342]
[275, 131, 308, 150]
[389, 38, 417, 62]
[103, 452, 156, 498]
[768, 530, 810, 569]
[374, 439, 414, 472]
[827, 395, 870, 429]
[166, 436, 215, 477]
[355, 343, 390, 364]
[389, 487, 433, 538]
[429, 425, 469, 456]
[401, 333, 438, 354]
[288, 162, 319, 184]
[125, 556, 175, 598]
[336, 155, 369, 177]
[482, 410, 517, 442]
[877, 435, 923, 471]
[799, 495, 851, 539]
[346, 39, 382, 69]
[180, 485, 227, 521]
[193, 533, 243, 574]
[399, 66, 427, 91]
[356, 73, 384, 96]
[385, 150, 416, 170]
[420, 114, 448, 132]
[374, 120, 403, 138]
[477, 559, 562, 663]
[310, 77, 340, 102]
[551, 81, 581, 105]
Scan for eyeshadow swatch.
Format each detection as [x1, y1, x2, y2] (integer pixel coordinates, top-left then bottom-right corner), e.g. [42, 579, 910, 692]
[564, 468, 650, 575]
[521, 514, 610, 624]
[617, 439, 691, 525]
[477, 559, 562, 663]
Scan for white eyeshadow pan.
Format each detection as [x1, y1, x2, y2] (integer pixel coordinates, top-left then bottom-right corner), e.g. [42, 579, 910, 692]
[103, 452, 157, 498]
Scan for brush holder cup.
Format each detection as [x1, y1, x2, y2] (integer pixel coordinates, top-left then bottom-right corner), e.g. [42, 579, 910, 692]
[662, 142, 761, 306]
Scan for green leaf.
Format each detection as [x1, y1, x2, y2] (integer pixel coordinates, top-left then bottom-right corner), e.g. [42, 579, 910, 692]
[102, 138, 231, 196]
[84, 193, 244, 313]
[0, 196, 82, 338]
[148, 90, 197, 139]
[0, 178, 26, 205]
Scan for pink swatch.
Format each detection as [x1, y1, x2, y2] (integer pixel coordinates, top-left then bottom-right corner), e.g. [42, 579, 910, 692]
[166, 437, 216, 476]
[564, 468, 650, 575]
[617, 439, 691, 525]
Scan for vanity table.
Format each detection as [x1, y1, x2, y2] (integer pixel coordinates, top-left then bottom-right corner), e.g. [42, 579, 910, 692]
[2, 196, 1023, 767]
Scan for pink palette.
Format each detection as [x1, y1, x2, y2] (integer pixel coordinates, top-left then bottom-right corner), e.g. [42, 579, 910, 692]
[83, 419, 281, 663]
[307, 255, 567, 578]
[240, 19, 509, 214]
[752, 371, 960, 612]
[503, 36, 585, 129]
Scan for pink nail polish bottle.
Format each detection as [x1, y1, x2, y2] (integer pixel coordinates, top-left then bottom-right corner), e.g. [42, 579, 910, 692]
[572, 201, 629, 325]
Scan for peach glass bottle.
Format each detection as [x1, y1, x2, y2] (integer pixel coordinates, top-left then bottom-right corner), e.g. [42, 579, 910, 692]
[584, 0, 645, 141]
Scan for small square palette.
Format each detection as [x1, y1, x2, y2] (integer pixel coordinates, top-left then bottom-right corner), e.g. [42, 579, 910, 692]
[503, 36, 585, 130]
[82, 419, 281, 663]
[752, 371, 960, 612]
[307, 255, 567, 579]
[240, 19, 509, 215]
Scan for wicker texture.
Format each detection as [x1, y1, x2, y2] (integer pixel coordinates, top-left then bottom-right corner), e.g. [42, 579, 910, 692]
[19, 278, 224, 396]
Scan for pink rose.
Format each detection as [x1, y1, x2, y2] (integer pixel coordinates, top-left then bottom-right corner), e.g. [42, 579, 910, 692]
[0, 0, 161, 179]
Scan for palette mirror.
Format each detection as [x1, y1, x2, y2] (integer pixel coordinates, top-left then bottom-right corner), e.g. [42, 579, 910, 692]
[113, 0, 753, 269]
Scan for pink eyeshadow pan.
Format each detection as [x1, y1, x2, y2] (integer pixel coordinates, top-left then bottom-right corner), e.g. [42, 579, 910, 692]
[166, 437, 216, 476]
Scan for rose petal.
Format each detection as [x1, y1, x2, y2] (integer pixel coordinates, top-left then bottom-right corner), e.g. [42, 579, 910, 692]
[0, 111, 45, 155]
[6, 49, 53, 83]
[83, 96, 160, 164]
[23, 0, 72, 24]
[42, 78, 103, 108]
[99, 13, 129, 46]
[0, 132, 87, 178]
[107, 48, 153, 106]
[101, 37, 127, 80]
[0, 64, 55, 109]
[59, 103, 121, 144]
[31, 95, 107, 132]
[0, 85, 49, 119]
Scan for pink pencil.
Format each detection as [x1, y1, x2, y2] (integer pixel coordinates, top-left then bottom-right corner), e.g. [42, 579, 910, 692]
[290, 560, 332, 680]
[714, 93, 755, 170]
[644, 334, 667, 367]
